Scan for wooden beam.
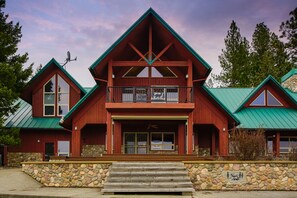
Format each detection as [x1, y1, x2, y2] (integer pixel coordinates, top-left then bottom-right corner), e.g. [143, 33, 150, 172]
[152, 42, 173, 63]
[128, 43, 149, 63]
[112, 61, 188, 67]
[149, 24, 152, 62]
[192, 78, 207, 83]
[94, 78, 108, 83]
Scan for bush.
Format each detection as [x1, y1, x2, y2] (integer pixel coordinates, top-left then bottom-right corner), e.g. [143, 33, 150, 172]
[289, 147, 297, 161]
[230, 128, 266, 160]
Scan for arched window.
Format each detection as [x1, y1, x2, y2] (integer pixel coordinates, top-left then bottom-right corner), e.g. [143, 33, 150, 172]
[43, 74, 69, 116]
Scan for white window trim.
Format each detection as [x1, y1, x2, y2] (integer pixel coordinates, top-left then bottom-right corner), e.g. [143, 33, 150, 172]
[150, 132, 175, 151]
[151, 86, 179, 103]
[57, 75, 70, 116]
[267, 90, 283, 106]
[250, 90, 266, 106]
[43, 76, 56, 117]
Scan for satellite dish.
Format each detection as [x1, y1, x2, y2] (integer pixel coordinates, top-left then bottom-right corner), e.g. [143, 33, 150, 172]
[61, 51, 77, 68]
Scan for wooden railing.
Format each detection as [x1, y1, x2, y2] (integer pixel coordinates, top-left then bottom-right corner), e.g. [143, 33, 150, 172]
[106, 86, 193, 103]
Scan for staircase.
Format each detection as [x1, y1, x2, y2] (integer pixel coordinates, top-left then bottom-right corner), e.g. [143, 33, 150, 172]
[102, 162, 194, 195]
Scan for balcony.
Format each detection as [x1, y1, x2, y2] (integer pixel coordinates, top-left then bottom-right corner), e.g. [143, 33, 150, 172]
[106, 86, 193, 103]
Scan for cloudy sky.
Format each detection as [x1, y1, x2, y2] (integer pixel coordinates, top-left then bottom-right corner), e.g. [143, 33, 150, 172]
[4, 0, 297, 87]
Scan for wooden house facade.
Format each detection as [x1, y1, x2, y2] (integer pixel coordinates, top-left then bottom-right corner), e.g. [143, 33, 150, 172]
[2, 9, 297, 165]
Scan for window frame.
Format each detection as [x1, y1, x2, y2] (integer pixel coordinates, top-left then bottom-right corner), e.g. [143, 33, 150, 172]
[150, 132, 175, 151]
[43, 74, 70, 117]
[249, 89, 283, 107]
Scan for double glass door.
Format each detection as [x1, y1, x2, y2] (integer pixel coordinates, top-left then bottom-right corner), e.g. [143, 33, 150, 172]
[124, 132, 148, 154]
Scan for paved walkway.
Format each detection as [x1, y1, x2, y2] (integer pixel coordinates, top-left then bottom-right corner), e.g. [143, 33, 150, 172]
[0, 168, 297, 198]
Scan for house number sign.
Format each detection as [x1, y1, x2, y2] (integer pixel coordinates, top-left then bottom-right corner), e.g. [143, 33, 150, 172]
[224, 171, 246, 183]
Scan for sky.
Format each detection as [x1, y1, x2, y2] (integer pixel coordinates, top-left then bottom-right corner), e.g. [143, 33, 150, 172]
[4, 0, 297, 87]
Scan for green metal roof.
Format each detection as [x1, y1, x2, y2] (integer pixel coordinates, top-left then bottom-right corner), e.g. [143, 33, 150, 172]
[281, 68, 297, 83]
[4, 99, 63, 129]
[30, 58, 86, 95]
[235, 108, 297, 130]
[89, 8, 211, 77]
[202, 86, 240, 124]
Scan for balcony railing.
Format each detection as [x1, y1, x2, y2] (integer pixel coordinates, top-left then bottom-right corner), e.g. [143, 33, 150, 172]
[107, 86, 193, 103]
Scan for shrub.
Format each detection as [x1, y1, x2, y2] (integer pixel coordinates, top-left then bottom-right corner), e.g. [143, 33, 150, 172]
[289, 147, 297, 161]
[230, 128, 266, 160]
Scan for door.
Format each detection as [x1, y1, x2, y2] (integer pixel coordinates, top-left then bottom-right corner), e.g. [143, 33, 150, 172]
[45, 142, 54, 161]
[124, 132, 148, 154]
[58, 141, 70, 156]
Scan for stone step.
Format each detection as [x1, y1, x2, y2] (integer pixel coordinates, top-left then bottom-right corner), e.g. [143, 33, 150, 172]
[102, 188, 195, 193]
[107, 176, 191, 182]
[104, 182, 193, 188]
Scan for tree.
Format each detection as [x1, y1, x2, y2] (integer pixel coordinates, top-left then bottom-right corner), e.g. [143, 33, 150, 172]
[0, 0, 32, 145]
[280, 7, 297, 65]
[215, 21, 250, 87]
[249, 23, 292, 86]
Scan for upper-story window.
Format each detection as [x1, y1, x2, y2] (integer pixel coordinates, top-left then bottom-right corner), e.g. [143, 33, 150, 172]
[250, 90, 283, 107]
[43, 74, 69, 116]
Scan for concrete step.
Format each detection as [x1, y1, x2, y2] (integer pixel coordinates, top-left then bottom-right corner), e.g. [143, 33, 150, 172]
[104, 182, 193, 188]
[103, 162, 194, 195]
[109, 171, 188, 177]
[102, 188, 195, 193]
[106, 176, 191, 182]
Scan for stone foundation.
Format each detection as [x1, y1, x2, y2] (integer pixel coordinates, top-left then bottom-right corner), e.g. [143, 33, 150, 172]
[22, 162, 111, 187]
[81, 145, 106, 157]
[185, 161, 297, 190]
[7, 152, 42, 167]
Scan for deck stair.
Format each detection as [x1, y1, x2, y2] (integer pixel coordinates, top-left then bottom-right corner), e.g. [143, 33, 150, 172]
[102, 161, 194, 195]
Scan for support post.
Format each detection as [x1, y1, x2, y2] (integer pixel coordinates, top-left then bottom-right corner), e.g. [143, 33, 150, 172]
[211, 129, 216, 156]
[71, 126, 81, 157]
[113, 121, 122, 154]
[178, 123, 185, 154]
[187, 113, 193, 154]
[275, 132, 280, 157]
[219, 126, 228, 156]
[107, 60, 113, 102]
[187, 59, 193, 102]
[106, 112, 113, 154]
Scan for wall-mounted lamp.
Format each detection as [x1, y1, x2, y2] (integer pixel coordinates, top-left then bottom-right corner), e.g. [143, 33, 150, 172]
[74, 126, 78, 130]
[223, 128, 226, 132]
[112, 74, 115, 79]
[186, 74, 188, 79]
[37, 139, 40, 143]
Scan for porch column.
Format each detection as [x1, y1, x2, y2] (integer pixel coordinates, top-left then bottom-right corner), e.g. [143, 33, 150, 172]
[219, 126, 228, 156]
[275, 132, 280, 157]
[113, 121, 122, 154]
[106, 112, 113, 154]
[211, 129, 216, 156]
[187, 59, 193, 102]
[178, 123, 185, 154]
[187, 113, 193, 154]
[71, 127, 81, 157]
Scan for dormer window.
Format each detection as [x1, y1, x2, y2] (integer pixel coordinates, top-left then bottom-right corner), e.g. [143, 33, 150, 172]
[250, 90, 283, 107]
[43, 74, 69, 116]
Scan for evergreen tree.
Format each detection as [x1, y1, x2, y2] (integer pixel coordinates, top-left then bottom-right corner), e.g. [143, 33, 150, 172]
[215, 21, 250, 87]
[0, 0, 32, 145]
[280, 7, 297, 65]
[250, 23, 292, 86]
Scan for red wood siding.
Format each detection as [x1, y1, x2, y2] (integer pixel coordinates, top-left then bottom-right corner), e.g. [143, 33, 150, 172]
[8, 129, 71, 154]
[81, 125, 106, 145]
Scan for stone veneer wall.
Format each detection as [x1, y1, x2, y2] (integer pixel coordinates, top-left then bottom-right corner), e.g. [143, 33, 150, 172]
[185, 161, 297, 190]
[81, 145, 106, 157]
[22, 162, 111, 187]
[282, 75, 297, 92]
[7, 152, 42, 167]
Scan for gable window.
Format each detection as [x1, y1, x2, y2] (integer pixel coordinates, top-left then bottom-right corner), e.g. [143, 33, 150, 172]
[250, 90, 283, 107]
[43, 74, 69, 116]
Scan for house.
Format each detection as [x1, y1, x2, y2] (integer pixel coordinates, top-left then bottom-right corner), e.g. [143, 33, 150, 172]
[2, 8, 297, 166]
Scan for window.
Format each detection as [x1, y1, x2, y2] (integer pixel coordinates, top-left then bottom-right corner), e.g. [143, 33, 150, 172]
[43, 74, 69, 116]
[151, 132, 175, 150]
[250, 90, 283, 107]
[267, 137, 273, 154]
[151, 86, 178, 103]
[44, 76, 56, 116]
[280, 137, 297, 153]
